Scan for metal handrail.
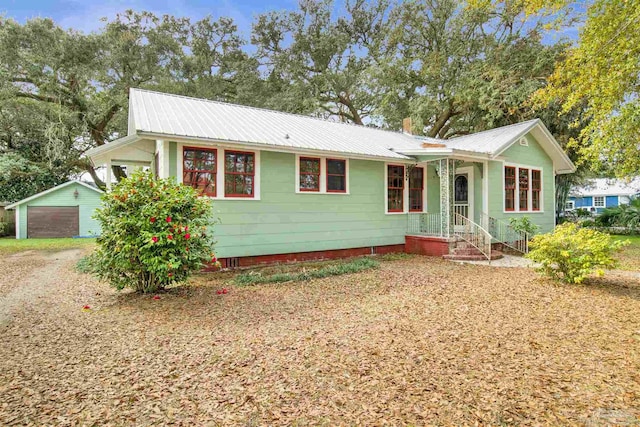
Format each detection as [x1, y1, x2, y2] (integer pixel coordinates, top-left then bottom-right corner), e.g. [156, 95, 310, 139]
[407, 213, 444, 237]
[453, 213, 493, 261]
[479, 212, 529, 253]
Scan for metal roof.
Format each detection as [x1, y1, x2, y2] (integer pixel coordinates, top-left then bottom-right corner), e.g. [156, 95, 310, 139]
[571, 178, 640, 197]
[86, 88, 574, 173]
[441, 120, 539, 153]
[129, 88, 418, 160]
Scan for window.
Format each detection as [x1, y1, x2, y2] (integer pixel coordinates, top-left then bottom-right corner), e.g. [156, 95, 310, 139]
[594, 196, 605, 207]
[299, 157, 320, 192]
[531, 170, 541, 211]
[519, 168, 529, 210]
[565, 200, 575, 210]
[504, 166, 516, 211]
[183, 147, 217, 196]
[224, 151, 255, 197]
[387, 165, 405, 212]
[409, 167, 424, 212]
[326, 159, 346, 192]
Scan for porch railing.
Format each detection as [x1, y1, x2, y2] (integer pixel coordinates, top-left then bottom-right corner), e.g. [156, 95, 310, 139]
[453, 213, 493, 261]
[407, 213, 443, 237]
[480, 213, 529, 253]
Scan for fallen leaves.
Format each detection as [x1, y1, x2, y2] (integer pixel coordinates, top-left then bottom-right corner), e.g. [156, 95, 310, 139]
[1, 253, 640, 425]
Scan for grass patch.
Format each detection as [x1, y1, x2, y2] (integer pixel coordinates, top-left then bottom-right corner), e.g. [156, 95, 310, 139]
[0, 237, 96, 255]
[377, 252, 415, 261]
[613, 235, 640, 271]
[234, 256, 379, 286]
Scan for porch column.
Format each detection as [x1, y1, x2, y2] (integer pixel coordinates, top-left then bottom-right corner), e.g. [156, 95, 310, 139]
[105, 160, 112, 190]
[439, 159, 455, 237]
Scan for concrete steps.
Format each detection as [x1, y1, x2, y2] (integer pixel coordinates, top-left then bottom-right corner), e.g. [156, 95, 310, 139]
[442, 240, 504, 261]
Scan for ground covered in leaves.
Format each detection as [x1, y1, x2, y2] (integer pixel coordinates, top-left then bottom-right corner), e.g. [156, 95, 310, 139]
[1, 250, 640, 426]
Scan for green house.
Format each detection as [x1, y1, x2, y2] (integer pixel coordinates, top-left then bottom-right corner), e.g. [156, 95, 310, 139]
[6, 181, 103, 239]
[87, 89, 575, 266]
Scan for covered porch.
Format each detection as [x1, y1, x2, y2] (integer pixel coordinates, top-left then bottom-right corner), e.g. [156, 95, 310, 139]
[405, 158, 528, 261]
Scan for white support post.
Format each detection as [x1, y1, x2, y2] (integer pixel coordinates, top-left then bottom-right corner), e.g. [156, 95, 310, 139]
[105, 161, 112, 190]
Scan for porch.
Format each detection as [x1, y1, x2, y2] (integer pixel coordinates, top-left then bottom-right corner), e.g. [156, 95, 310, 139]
[405, 159, 529, 261]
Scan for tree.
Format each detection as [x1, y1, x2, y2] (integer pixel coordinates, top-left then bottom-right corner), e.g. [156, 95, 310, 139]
[252, 0, 390, 124]
[0, 153, 67, 202]
[516, 0, 640, 176]
[376, 0, 565, 138]
[0, 11, 256, 188]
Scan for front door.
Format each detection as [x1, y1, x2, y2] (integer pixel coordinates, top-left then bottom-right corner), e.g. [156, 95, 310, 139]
[454, 167, 474, 226]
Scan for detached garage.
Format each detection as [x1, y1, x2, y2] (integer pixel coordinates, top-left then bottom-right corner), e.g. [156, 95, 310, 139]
[6, 181, 103, 239]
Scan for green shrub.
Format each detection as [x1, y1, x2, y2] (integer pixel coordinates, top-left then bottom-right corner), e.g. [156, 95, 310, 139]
[526, 223, 629, 284]
[598, 198, 640, 228]
[508, 216, 539, 237]
[86, 171, 218, 293]
[234, 257, 379, 285]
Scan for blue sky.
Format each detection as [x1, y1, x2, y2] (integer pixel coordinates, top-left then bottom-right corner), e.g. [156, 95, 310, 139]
[1, 0, 297, 35]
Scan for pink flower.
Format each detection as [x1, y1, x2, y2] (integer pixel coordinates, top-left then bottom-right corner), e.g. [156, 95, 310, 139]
[167, 235, 173, 240]
[150, 217, 156, 223]
[185, 226, 189, 232]
[166, 216, 172, 223]
[151, 236, 158, 243]
[184, 233, 191, 240]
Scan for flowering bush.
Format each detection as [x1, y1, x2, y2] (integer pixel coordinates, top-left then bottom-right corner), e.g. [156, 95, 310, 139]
[87, 170, 218, 293]
[525, 223, 629, 284]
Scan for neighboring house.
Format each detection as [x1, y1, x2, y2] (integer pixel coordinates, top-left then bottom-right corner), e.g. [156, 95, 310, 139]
[567, 178, 640, 214]
[6, 181, 103, 239]
[86, 89, 575, 265]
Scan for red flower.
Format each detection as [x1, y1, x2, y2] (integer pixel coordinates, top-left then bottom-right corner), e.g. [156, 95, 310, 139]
[153, 295, 161, 300]
[222, 288, 228, 294]
[167, 235, 173, 240]
[168, 272, 174, 277]
[184, 233, 191, 240]
[151, 236, 158, 243]
[185, 246, 189, 252]
[216, 290, 222, 295]
[150, 217, 157, 223]
[83, 305, 91, 310]
[166, 216, 172, 223]
[169, 227, 175, 233]
[211, 256, 217, 263]
[185, 226, 189, 232]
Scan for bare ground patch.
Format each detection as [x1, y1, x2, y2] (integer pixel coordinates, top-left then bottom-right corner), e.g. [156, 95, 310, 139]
[1, 254, 639, 425]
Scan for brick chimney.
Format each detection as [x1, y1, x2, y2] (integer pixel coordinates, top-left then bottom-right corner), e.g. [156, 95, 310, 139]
[402, 117, 412, 135]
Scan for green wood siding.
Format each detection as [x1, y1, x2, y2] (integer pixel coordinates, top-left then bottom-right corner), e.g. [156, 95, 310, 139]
[18, 183, 102, 238]
[487, 133, 555, 233]
[210, 151, 408, 258]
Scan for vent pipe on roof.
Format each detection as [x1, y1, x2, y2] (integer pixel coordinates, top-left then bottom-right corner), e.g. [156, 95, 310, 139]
[402, 117, 412, 135]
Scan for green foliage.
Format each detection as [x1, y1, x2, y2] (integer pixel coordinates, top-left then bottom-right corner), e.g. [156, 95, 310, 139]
[597, 198, 640, 229]
[508, 216, 540, 237]
[234, 257, 379, 286]
[526, 223, 629, 284]
[0, 153, 67, 202]
[86, 171, 217, 293]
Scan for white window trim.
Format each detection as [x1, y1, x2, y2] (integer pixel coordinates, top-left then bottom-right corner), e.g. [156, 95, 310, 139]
[502, 162, 544, 213]
[294, 154, 349, 194]
[385, 163, 428, 215]
[565, 200, 575, 210]
[176, 142, 261, 201]
[593, 196, 605, 208]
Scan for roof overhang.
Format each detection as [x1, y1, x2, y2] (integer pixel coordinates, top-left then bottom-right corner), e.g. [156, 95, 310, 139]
[5, 180, 103, 210]
[492, 120, 576, 175]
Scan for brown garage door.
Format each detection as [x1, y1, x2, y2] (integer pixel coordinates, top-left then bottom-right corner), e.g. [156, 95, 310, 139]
[27, 206, 79, 238]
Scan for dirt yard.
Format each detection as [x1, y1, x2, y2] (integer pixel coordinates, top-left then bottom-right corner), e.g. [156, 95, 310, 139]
[1, 250, 639, 426]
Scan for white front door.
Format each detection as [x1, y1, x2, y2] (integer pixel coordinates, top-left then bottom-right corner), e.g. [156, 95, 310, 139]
[454, 166, 474, 226]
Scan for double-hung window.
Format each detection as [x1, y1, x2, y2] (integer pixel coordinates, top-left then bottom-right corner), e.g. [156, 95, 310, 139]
[225, 151, 255, 197]
[299, 157, 321, 192]
[504, 166, 516, 211]
[594, 196, 605, 208]
[387, 165, 405, 212]
[326, 159, 347, 193]
[183, 147, 217, 197]
[531, 170, 541, 211]
[519, 168, 529, 210]
[409, 167, 424, 212]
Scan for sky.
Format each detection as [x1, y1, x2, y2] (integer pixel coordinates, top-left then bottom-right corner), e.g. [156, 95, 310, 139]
[3, 0, 582, 43]
[1, 0, 298, 35]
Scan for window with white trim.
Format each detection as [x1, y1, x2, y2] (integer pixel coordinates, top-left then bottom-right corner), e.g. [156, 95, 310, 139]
[387, 165, 405, 212]
[594, 196, 605, 207]
[504, 165, 542, 212]
[295, 156, 349, 194]
[565, 200, 575, 210]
